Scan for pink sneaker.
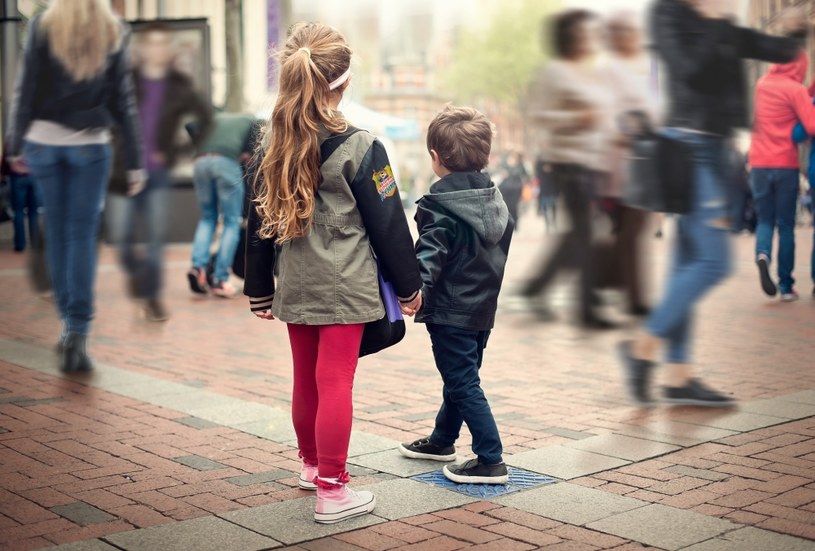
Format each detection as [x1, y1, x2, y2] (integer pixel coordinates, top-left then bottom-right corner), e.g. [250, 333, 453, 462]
[314, 473, 375, 524]
[299, 462, 318, 490]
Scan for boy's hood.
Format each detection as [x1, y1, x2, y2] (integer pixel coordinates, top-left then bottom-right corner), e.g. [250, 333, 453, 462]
[423, 172, 509, 245]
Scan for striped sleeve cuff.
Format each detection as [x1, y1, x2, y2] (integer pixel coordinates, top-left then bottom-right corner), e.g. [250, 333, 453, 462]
[249, 294, 274, 312]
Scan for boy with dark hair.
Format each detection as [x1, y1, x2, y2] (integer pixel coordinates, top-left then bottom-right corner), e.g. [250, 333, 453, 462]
[398, 105, 513, 484]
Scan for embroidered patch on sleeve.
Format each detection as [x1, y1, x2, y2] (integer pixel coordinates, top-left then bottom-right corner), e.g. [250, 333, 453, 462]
[372, 165, 397, 201]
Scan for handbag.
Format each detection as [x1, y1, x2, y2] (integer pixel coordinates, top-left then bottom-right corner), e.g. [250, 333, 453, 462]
[359, 261, 406, 358]
[622, 111, 694, 214]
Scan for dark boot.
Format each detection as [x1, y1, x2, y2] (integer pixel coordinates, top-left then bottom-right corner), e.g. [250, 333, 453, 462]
[61, 333, 94, 373]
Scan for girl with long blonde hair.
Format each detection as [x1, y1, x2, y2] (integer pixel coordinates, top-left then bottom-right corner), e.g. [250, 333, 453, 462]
[244, 22, 422, 524]
[7, 0, 144, 373]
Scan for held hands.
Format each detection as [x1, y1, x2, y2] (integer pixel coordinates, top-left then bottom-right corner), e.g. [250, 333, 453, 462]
[399, 292, 422, 317]
[253, 309, 275, 320]
[128, 180, 146, 197]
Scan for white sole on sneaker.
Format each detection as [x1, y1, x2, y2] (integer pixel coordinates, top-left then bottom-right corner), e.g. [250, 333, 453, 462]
[298, 478, 317, 491]
[442, 464, 509, 485]
[398, 443, 456, 462]
[314, 494, 376, 524]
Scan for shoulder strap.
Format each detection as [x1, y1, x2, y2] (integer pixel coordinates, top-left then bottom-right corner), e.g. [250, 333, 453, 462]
[319, 126, 362, 165]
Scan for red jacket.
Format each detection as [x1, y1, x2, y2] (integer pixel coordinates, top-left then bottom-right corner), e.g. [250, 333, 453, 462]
[749, 52, 815, 169]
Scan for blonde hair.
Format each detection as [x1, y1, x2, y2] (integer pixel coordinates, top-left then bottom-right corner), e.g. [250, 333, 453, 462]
[255, 22, 352, 243]
[41, 0, 122, 82]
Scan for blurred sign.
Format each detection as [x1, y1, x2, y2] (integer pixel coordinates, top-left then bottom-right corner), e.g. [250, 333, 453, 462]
[268, 0, 282, 90]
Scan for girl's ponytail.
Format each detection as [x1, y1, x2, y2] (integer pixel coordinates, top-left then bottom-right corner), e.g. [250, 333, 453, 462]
[255, 23, 352, 243]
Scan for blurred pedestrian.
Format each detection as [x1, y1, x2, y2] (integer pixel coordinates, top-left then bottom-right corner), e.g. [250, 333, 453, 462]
[187, 111, 255, 298]
[749, 15, 815, 302]
[6, 0, 144, 373]
[605, 12, 655, 317]
[399, 106, 513, 485]
[498, 151, 528, 231]
[524, 9, 616, 329]
[245, 23, 422, 523]
[1, 136, 41, 252]
[534, 154, 557, 231]
[618, 0, 800, 407]
[109, 23, 212, 321]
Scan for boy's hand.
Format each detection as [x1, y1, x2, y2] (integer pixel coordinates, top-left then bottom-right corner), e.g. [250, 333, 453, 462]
[253, 309, 275, 320]
[399, 293, 422, 317]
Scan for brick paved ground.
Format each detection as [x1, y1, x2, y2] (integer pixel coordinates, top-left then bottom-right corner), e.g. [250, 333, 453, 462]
[0, 214, 813, 550]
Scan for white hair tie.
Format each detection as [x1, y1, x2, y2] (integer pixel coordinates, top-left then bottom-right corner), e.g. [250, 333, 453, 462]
[299, 47, 311, 57]
[329, 67, 352, 91]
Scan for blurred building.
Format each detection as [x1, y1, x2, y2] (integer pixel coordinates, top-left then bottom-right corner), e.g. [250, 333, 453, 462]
[746, 0, 815, 85]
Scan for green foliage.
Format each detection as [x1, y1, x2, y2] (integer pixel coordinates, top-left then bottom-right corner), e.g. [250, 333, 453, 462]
[442, 0, 560, 104]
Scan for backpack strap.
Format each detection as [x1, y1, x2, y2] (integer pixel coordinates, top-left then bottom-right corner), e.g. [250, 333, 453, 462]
[319, 126, 362, 165]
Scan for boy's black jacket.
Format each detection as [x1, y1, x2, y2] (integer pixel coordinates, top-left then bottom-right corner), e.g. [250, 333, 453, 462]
[414, 171, 512, 331]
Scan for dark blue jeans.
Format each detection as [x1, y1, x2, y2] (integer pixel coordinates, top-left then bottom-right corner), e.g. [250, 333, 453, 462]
[23, 141, 112, 336]
[751, 168, 799, 293]
[9, 173, 41, 251]
[113, 169, 170, 300]
[427, 324, 503, 465]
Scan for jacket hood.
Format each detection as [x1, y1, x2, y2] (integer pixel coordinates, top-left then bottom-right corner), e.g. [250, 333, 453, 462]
[768, 51, 809, 83]
[423, 172, 509, 245]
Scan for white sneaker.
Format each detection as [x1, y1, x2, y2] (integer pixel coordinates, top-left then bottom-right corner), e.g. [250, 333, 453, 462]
[781, 290, 800, 302]
[298, 462, 318, 490]
[314, 474, 375, 524]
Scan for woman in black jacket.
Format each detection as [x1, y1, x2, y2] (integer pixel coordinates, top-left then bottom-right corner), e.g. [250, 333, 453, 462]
[618, 0, 800, 407]
[7, 0, 144, 373]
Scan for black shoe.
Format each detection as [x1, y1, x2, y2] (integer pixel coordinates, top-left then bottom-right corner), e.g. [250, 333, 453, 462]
[629, 305, 650, 317]
[663, 379, 735, 408]
[443, 459, 508, 485]
[61, 334, 94, 374]
[145, 299, 170, 322]
[187, 267, 209, 294]
[756, 255, 777, 297]
[582, 316, 618, 330]
[617, 340, 655, 406]
[398, 437, 456, 462]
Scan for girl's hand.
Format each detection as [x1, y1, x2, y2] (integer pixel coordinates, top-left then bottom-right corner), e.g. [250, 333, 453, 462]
[253, 310, 275, 320]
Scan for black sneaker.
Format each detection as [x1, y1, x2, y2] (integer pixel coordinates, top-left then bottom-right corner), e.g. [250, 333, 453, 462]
[398, 438, 456, 462]
[583, 316, 618, 331]
[617, 340, 655, 406]
[663, 379, 736, 408]
[756, 255, 777, 297]
[443, 458, 508, 485]
[187, 267, 209, 294]
[145, 299, 170, 322]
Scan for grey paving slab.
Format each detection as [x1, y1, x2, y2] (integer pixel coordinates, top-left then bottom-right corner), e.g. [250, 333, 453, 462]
[175, 416, 222, 430]
[541, 426, 597, 440]
[739, 398, 815, 420]
[234, 418, 296, 443]
[613, 421, 738, 447]
[674, 410, 788, 433]
[348, 449, 443, 477]
[0, 338, 61, 372]
[681, 526, 815, 551]
[43, 540, 120, 551]
[781, 390, 815, 405]
[50, 502, 116, 525]
[586, 504, 738, 551]
[143, 390, 232, 412]
[358, 478, 476, 520]
[348, 430, 400, 457]
[664, 465, 729, 481]
[219, 495, 384, 545]
[495, 482, 646, 526]
[105, 516, 280, 551]
[184, 399, 284, 425]
[172, 455, 229, 471]
[505, 445, 630, 479]
[566, 434, 680, 461]
[225, 469, 296, 486]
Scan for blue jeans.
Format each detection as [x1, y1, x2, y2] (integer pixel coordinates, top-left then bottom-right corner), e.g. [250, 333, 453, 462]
[750, 168, 799, 293]
[113, 169, 170, 300]
[23, 142, 112, 336]
[427, 324, 503, 465]
[646, 130, 732, 364]
[9, 173, 41, 251]
[191, 156, 244, 283]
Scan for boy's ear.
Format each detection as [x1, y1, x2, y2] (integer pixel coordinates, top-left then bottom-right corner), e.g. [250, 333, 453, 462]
[429, 149, 439, 163]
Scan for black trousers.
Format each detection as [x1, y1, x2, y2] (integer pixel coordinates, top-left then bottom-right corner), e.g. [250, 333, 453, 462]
[523, 164, 597, 321]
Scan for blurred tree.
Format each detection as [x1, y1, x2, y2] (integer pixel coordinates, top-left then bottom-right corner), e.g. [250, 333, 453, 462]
[224, 0, 245, 112]
[442, 0, 560, 105]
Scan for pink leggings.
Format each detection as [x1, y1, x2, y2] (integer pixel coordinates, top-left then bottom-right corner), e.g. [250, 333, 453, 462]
[287, 323, 365, 479]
